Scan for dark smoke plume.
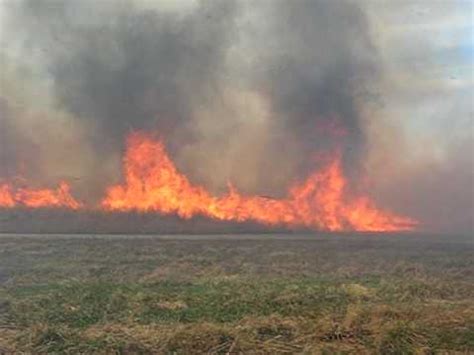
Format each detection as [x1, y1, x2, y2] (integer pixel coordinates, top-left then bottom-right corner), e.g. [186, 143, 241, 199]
[244, 0, 377, 184]
[2, 0, 376, 199]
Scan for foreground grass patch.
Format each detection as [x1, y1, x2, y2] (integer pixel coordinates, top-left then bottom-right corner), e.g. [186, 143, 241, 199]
[2, 278, 473, 353]
[6, 279, 353, 327]
[1, 234, 473, 353]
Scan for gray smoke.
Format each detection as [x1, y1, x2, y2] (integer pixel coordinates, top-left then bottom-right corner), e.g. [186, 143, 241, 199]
[1, 0, 376, 199]
[243, 0, 377, 182]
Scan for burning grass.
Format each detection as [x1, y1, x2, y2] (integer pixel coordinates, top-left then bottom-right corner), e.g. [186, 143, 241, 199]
[0, 234, 472, 353]
[0, 131, 417, 233]
[101, 132, 416, 232]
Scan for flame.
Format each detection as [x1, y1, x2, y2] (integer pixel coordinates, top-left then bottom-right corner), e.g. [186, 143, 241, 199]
[0, 181, 82, 209]
[0, 184, 15, 207]
[101, 132, 416, 231]
[0, 131, 416, 232]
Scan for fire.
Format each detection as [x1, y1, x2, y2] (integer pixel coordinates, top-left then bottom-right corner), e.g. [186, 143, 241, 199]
[0, 131, 416, 231]
[0, 184, 15, 207]
[0, 181, 82, 209]
[101, 132, 416, 231]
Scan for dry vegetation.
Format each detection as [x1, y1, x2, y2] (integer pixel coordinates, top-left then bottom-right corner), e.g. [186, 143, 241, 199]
[0, 233, 473, 354]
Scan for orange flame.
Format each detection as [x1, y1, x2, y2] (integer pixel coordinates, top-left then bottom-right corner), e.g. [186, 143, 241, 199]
[0, 181, 82, 209]
[0, 184, 15, 207]
[101, 132, 416, 231]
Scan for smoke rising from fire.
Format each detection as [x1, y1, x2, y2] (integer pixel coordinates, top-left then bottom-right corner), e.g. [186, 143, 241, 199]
[2, 0, 375, 194]
[1, 0, 472, 232]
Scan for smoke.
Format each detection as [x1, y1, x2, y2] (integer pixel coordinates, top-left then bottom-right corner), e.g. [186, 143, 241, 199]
[248, 0, 376, 174]
[365, 93, 474, 234]
[396, 140, 473, 234]
[1, 0, 375, 197]
[2, 0, 470, 232]
[177, 0, 378, 194]
[2, 0, 243, 198]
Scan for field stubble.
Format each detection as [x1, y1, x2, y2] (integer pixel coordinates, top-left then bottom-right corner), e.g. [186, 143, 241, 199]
[0, 233, 472, 354]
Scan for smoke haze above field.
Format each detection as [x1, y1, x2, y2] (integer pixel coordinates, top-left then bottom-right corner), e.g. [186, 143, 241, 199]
[0, 0, 472, 232]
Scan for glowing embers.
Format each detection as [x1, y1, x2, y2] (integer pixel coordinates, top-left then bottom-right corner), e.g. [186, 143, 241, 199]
[0, 181, 82, 209]
[101, 132, 417, 231]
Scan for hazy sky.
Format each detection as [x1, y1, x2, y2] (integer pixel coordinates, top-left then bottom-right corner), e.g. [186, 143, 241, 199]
[368, 0, 472, 142]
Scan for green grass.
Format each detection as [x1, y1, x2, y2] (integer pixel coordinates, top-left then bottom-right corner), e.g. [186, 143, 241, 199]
[0, 234, 473, 353]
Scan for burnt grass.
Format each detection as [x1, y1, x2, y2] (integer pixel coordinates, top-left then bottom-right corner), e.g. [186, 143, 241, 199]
[0, 233, 472, 354]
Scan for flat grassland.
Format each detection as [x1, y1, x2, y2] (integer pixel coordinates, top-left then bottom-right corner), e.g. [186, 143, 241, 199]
[0, 233, 472, 354]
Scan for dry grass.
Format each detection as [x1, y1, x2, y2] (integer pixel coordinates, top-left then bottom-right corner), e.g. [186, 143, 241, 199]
[0, 233, 473, 353]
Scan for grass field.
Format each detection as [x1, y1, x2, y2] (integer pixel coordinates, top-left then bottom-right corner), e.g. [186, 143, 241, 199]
[0, 233, 472, 354]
